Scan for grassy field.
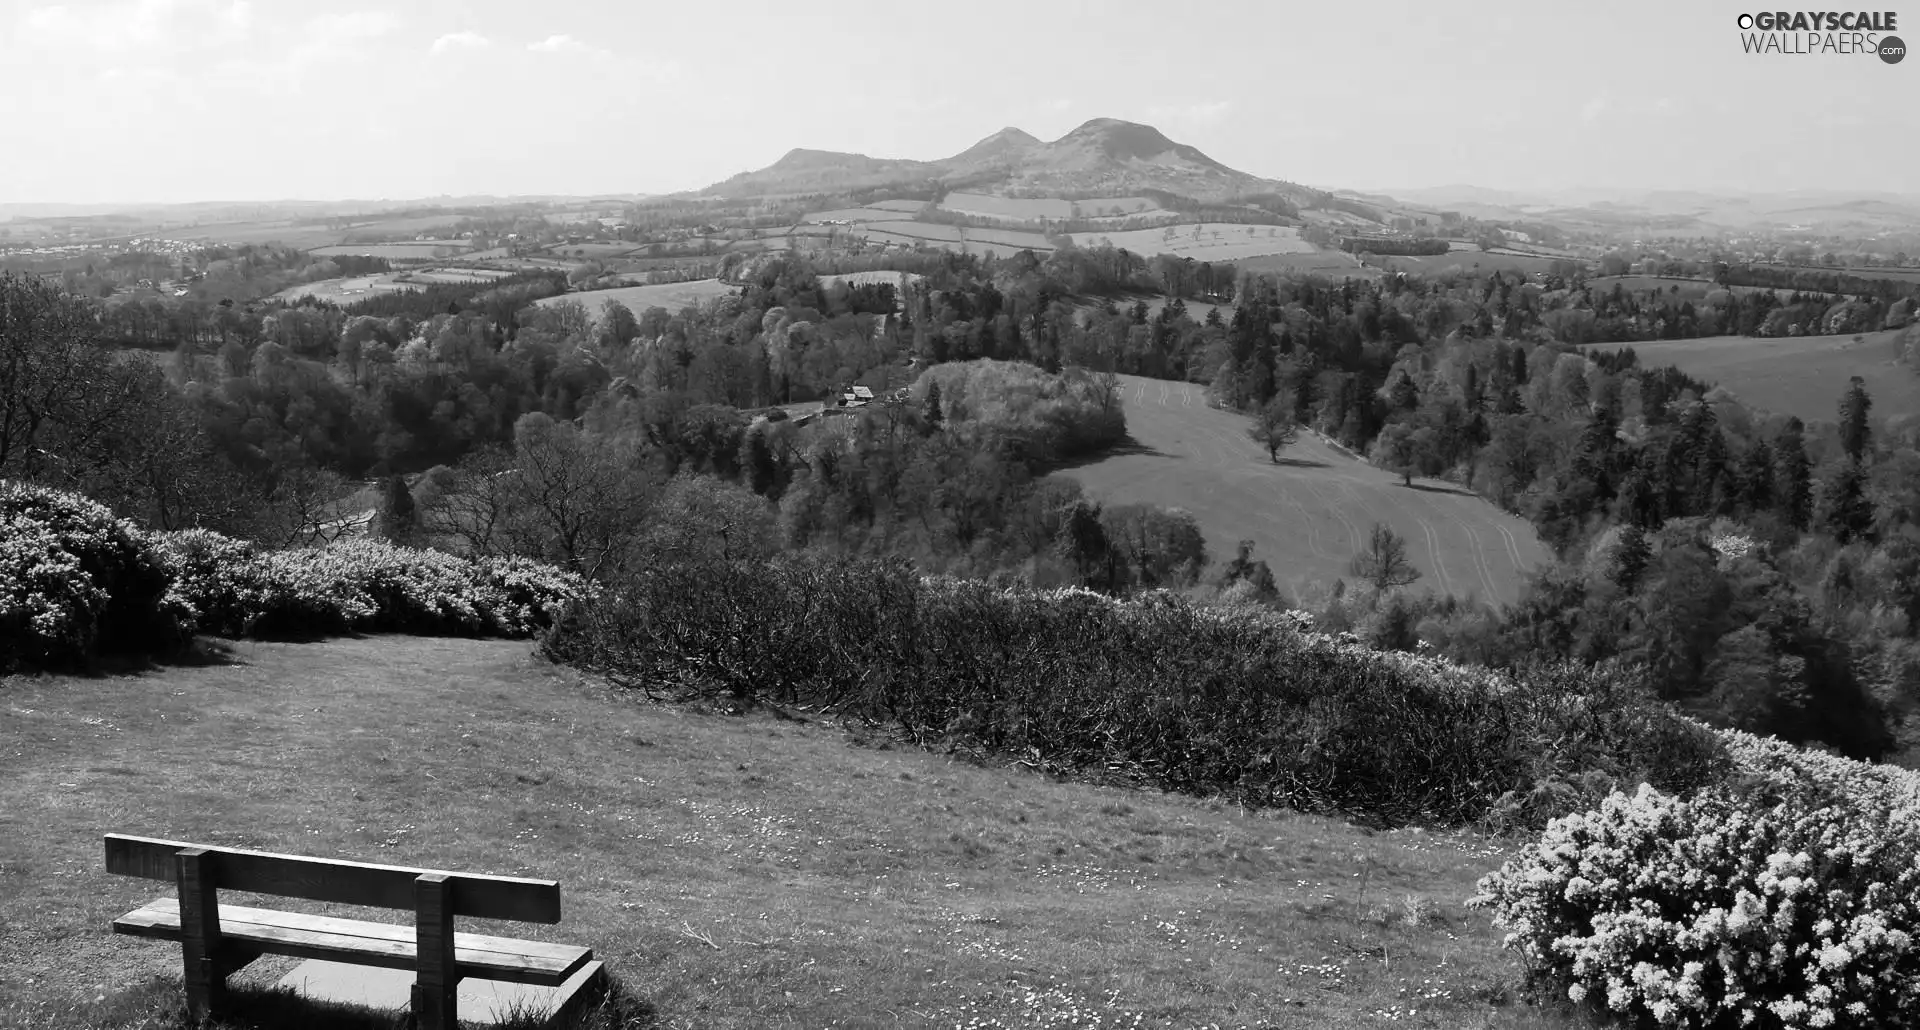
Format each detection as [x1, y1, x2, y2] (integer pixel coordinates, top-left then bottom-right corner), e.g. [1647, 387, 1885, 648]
[800, 208, 911, 224]
[1616, 330, 1920, 422]
[1237, 251, 1379, 279]
[1070, 225, 1316, 261]
[1382, 252, 1563, 277]
[271, 273, 416, 304]
[937, 193, 1077, 220]
[158, 221, 347, 250]
[1066, 376, 1550, 606]
[310, 243, 472, 261]
[0, 635, 1579, 1030]
[535, 279, 739, 323]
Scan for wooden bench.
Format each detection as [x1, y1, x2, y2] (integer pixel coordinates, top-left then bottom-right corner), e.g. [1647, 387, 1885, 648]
[104, 834, 597, 1030]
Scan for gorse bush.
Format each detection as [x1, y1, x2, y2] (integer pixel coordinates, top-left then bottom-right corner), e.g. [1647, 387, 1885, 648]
[0, 482, 186, 670]
[542, 553, 1723, 827]
[1, 481, 587, 668]
[1473, 730, 1920, 1029]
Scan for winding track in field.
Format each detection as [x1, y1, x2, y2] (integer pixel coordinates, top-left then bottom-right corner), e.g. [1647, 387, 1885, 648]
[1064, 375, 1551, 604]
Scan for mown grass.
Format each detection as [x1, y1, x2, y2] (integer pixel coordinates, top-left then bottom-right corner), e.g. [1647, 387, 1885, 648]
[0, 636, 1593, 1029]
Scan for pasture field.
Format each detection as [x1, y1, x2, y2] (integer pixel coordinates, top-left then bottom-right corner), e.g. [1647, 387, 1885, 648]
[1067, 375, 1550, 606]
[310, 242, 471, 261]
[271, 266, 517, 303]
[799, 208, 909, 223]
[535, 279, 739, 322]
[551, 242, 640, 259]
[1237, 250, 1379, 278]
[854, 223, 1055, 255]
[866, 198, 928, 213]
[1070, 223, 1316, 261]
[0, 635, 1561, 1030]
[937, 193, 1076, 220]
[1382, 251, 1563, 277]
[160, 221, 347, 249]
[1615, 330, 1920, 422]
[271, 273, 417, 304]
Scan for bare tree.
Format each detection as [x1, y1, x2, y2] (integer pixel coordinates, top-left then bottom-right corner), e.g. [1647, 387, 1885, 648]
[1348, 522, 1421, 592]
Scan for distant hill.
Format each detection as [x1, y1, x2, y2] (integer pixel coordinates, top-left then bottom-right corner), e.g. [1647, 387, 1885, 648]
[697, 118, 1313, 205]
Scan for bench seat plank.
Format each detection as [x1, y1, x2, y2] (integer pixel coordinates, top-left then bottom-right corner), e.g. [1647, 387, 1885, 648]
[113, 899, 591, 986]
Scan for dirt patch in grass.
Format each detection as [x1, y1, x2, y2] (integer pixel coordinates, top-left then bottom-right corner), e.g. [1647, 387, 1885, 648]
[1, 636, 1581, 1028]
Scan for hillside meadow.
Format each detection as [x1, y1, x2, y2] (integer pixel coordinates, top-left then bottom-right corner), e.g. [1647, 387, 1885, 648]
[1614, 329, 1920, 422]
[1065, 375, 1550, 606]
[1069, 224, 1317, 261]
[534, 279, 739, 324]
[0, 635, 1563, 1030]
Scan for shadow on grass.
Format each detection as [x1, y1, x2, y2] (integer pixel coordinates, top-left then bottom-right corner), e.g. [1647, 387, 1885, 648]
[1046, 436, 1173, 472]
[4, 974, 658, 1030]
[48, 638, 251, 680]
[1261, 455, 1332, 470]
[1400, 481, 1479, 498]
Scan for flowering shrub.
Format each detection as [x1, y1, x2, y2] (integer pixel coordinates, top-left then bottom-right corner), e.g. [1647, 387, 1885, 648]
[1472, 727, 1920, 1028]
[166, 536, 588, 640]
[0, 482, 184, 669]
[1, 481, 586, 669]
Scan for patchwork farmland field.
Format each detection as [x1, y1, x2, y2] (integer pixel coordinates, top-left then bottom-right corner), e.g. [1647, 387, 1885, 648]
[853, 222, 1055, 255]
[310, 242, 471, 261]
[1067, 375, 1550, 605]
[270, 266, 516, 303]
[1382, 250, 1564, 276]
[271, 273, 416, 304]
[159, 220, 347, 249]
[1615, 330, 1920, 422]
[1237, 250, 1378, 278]
[937, 193, 1077, 220]
[535, 278, 740, 322]
[1070, 223, 1316, 261]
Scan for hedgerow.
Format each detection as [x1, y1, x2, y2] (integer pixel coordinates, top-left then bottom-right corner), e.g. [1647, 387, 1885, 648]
[1, 481, 587, 668]
[540, 553, 1724, 827]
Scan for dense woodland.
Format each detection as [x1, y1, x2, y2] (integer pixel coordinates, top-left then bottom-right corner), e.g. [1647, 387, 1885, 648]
[6, 228, 1920, 762]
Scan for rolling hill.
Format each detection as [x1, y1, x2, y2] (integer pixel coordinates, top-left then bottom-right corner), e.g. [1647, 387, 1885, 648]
[1069, 375, 1550, 606]
[699, 118, 1313, 206]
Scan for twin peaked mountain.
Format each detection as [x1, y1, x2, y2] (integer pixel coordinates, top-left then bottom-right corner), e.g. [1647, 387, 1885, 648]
[698, 118, 1308, 204]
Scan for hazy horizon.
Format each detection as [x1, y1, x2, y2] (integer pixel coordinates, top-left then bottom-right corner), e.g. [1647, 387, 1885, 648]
[4, 0, 1914, 206]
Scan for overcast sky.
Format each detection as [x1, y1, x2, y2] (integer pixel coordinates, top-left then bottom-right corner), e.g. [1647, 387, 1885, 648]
[2, 0, 1913, 204]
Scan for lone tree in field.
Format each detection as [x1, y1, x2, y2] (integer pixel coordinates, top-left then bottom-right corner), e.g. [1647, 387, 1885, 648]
[1349, 522, 1421, 592]
[1248, 394, 1299, 463]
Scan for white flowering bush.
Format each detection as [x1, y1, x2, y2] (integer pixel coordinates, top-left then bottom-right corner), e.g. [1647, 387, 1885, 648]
[1, 482, 585, 667]
[1472, 726, 1920, 1028]
[164, 536, 588, 640]
[0, 482, 184, 669]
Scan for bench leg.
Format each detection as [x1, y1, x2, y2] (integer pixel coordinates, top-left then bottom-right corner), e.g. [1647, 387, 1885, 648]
[176, 848, 225, 1023]
[413, 873, 458, 1030]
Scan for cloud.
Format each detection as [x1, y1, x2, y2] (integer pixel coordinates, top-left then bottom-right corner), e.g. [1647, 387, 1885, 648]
[1655, 97, 1674, 111]
[528, 33, 591, 53]
[1580, 93, 1609, 123]
[430, 30, 489, 54]
[1145, 100, 1232, 125]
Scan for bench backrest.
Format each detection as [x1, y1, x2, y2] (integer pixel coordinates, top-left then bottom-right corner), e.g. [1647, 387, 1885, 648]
[103, 834, 561, 924]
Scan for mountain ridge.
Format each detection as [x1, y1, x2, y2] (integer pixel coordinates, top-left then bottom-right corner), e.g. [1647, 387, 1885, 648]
[696, 118, 1308, 204]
